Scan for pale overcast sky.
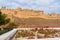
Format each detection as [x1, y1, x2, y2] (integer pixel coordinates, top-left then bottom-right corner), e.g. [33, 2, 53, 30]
[0, 0, 60, 14]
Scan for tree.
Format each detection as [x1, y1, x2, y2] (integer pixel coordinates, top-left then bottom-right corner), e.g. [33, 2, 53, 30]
[0, 11, 10, 26]
[0, 11, 10, 30]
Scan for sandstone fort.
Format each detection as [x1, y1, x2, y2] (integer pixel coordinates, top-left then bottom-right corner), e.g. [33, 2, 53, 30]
[0, 7, 60, 26]
[0, 7, 60, 19]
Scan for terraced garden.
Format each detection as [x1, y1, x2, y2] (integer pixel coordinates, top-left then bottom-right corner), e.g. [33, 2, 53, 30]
[11, 28, 60, 40]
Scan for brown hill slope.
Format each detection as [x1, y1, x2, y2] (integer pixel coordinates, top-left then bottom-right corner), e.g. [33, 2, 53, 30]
[13, 16, 60, 26]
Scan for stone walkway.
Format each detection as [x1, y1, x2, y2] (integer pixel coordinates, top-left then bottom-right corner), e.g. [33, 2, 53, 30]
[0, 29, 17, 40]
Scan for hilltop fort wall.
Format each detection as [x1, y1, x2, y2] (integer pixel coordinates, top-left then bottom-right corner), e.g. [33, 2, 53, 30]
[0, 7, 60, 21]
